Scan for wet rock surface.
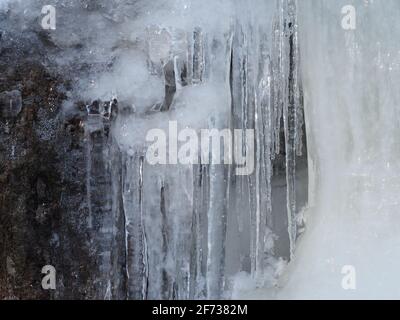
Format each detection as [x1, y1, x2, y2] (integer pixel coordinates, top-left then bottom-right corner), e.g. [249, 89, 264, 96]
[0, 23, 127, 299]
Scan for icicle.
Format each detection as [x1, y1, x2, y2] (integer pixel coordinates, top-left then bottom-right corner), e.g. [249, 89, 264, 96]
[109, 0, 306, 299]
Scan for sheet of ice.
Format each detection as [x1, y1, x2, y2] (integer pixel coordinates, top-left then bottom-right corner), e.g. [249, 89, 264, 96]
[239, 0, 400, 300]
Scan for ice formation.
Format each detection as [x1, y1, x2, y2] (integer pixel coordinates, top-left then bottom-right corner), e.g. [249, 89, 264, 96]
[239, 0, 400, 299]
[6, 0, 400, 300]
[279, 0, 400, 299]
[100, 0, 400, 299]
[104, 0, 306, 299]
[1, 0, 306, 299]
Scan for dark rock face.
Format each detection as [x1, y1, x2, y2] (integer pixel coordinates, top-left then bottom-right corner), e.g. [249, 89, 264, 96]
[0, 28, 127, 299]
[0, 90, 22, 119]
[0, 72, 130, 300]
[0, 60, 84, 299]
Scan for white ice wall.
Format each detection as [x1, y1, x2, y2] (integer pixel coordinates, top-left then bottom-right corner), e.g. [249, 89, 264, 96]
[248, 0, 400, 299]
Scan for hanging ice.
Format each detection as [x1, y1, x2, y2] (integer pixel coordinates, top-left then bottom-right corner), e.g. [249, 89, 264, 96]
[4, 0, 400, 300]
[83, 0, 308, 299]
[0, 0, 308, 299]
[239, 0, 400, 300]
[79, 0, 400, 300]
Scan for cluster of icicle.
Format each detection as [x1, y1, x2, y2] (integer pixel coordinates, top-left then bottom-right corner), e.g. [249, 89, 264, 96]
[85, 0, 306, 299]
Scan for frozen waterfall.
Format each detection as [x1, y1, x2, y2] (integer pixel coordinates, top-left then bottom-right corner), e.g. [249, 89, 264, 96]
[3, 0, 400, 300]
[78, 0, 400, 299]
[240, 0, 400, 299]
